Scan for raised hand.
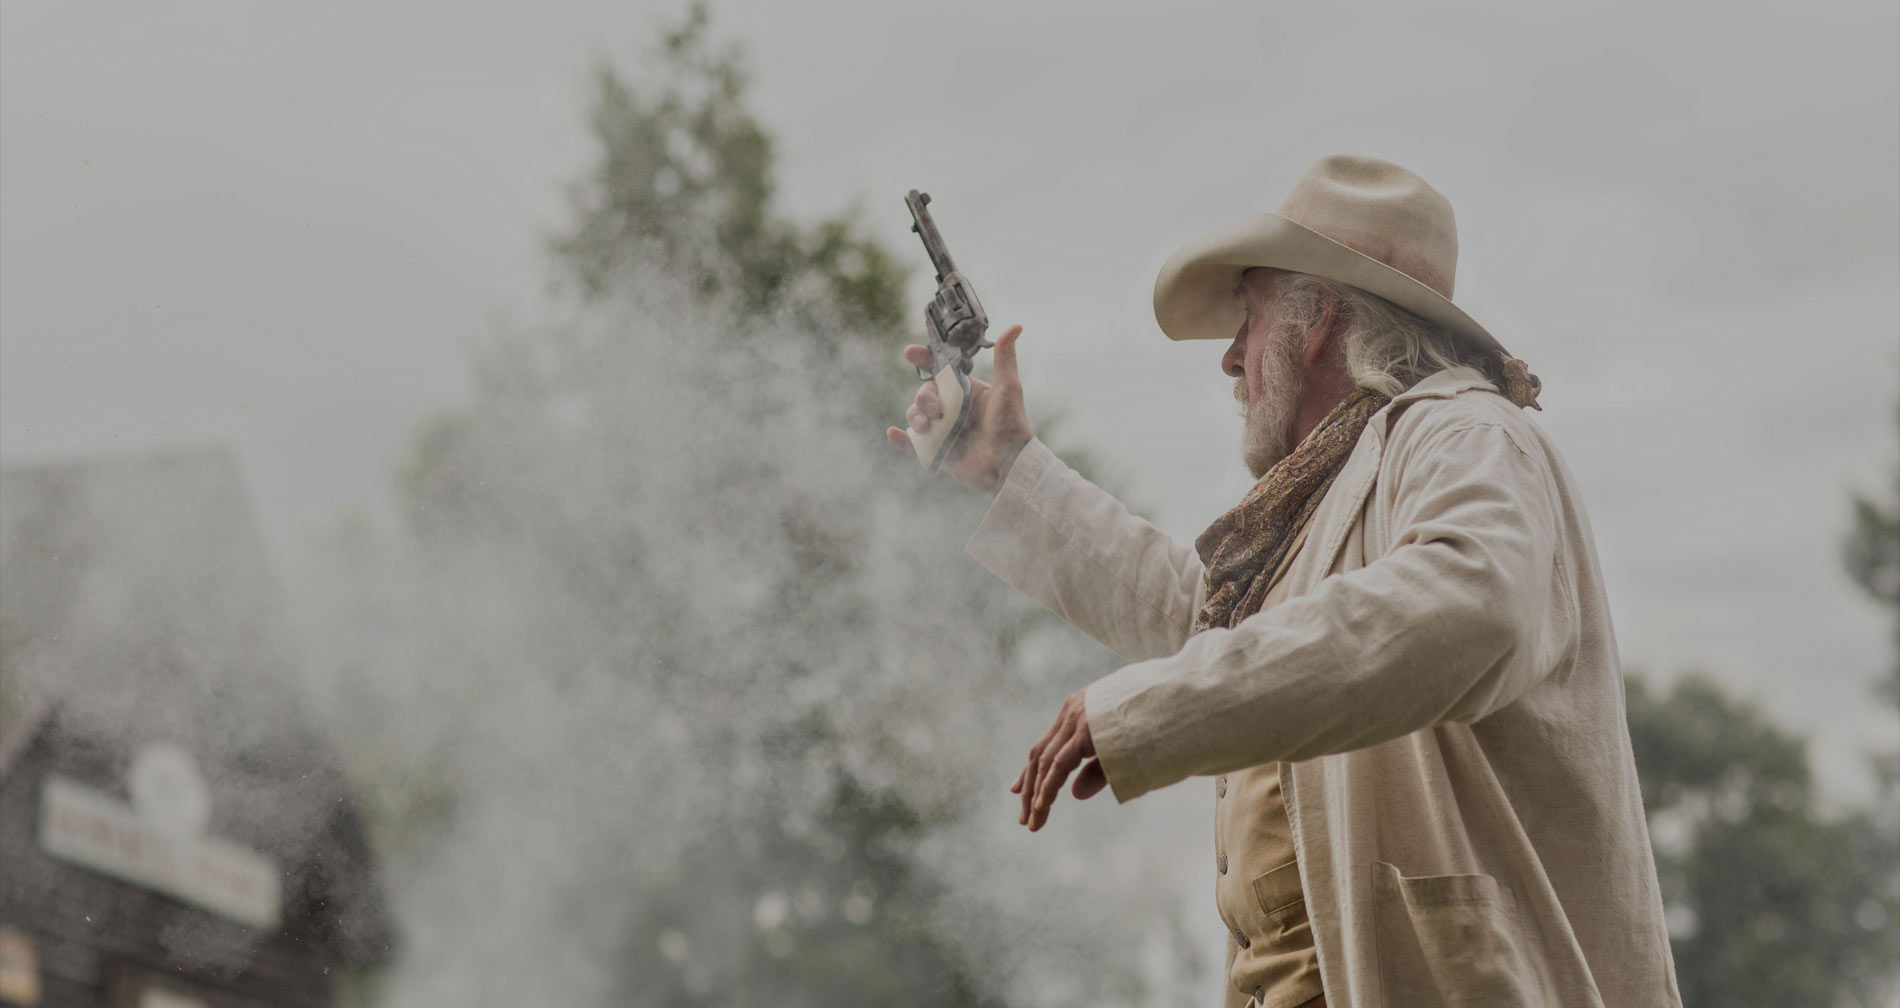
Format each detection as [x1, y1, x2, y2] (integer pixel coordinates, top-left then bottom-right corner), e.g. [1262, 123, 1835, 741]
[886, 324, 1033, 496]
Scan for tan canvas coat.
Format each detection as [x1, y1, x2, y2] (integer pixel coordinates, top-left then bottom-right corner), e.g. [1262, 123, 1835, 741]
[967, 369, 1683, 1007]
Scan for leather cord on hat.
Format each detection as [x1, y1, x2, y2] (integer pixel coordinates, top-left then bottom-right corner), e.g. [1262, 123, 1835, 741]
[1491, 353, 1542, 410]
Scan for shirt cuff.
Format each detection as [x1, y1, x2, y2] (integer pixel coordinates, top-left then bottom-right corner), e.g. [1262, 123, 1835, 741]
[964, 437, 1061, 580]
[1084, 656, 1178, 804]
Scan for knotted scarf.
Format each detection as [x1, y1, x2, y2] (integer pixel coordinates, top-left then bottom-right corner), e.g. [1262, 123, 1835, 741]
[1192, 357, 1543, 634]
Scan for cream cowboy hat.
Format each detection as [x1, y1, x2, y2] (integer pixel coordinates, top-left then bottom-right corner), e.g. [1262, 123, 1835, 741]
[1153, 154, 1504, 356]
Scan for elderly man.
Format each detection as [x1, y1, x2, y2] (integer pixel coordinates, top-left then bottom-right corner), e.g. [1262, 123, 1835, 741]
[887, 155, 1682, 1007]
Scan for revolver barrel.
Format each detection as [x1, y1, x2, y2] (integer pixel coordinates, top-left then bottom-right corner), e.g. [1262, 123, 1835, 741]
[906, 190, 958, 282]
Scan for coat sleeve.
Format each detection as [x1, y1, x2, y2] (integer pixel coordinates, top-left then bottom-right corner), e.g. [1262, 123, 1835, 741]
[965, 438, 1206, 662]
[1083, 416, 1574, 803]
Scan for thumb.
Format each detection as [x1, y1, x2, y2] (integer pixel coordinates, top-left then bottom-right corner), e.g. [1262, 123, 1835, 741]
[991, 324, 1024, 392]
[1072, 758, 1109, 800]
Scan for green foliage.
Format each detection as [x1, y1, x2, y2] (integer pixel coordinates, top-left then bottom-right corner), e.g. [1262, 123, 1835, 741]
[1627, 673, 1900, 1007]
[1844, 405, 1900, 709]
[550, 1, 907, 337]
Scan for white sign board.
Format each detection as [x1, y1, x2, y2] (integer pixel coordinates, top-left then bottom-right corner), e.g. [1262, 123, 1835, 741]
[38, 775, 281, 930]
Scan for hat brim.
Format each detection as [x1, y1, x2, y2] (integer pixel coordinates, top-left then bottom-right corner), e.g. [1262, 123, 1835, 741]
[1152, 212, 1504, 356]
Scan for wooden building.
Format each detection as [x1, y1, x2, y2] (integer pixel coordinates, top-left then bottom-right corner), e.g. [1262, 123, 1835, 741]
[0, 449, 393, 1007]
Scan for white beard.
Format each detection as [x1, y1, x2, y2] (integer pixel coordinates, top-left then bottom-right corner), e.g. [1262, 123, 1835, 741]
[1235, 338, 1305, 479]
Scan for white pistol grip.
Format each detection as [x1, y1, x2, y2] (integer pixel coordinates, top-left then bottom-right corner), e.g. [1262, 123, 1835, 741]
[908, 362, 970, 473]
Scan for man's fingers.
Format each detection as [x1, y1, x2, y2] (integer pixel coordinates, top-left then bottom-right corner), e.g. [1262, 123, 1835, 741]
[905, 403, 932, 432]
[915, 383, 943, 419]
[1020, 753, 1039, 824]
[1072, 759, 1109, 800]
[1029, 747, 1096, 832]
[885, 426, 912, 452]
[991, 325, 1024, 392]
[1034, 737, 1085, 815]
[1023, 716, 1062, 780]
[1022, 737, 1056, 824]
[902, 344, 933, 369]
[1017, 692, 1088, 830]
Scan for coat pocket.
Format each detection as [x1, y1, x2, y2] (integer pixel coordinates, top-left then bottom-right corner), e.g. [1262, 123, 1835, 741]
[1370, 861, 1540, 1007]
[1252, 859, 1305, 921]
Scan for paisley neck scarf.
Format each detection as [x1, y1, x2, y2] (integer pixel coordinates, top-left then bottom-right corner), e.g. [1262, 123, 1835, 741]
[1193, 357, 1542, 634]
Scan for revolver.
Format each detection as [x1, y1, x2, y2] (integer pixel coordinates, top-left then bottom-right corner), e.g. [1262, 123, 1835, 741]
[903, 189, 992, 473]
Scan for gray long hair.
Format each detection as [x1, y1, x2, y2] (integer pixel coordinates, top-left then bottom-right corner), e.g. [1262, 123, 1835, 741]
[1248, 269, 1488, 398]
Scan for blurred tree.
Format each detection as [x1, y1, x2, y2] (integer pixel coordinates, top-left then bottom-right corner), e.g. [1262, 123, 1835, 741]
[1626, 674, 1897, 1007]
[1844, 402, 1900, 996]
[348, 4, 1165, 1007]
[1626, 405, 1900, 1007]
[1844, 405, 1899, 711]
[550, 1, 908, 358]
[399, 0, 928, 553]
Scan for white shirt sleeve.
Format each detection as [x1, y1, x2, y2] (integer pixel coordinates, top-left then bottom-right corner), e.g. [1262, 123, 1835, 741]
[965, 437, 1207, 663]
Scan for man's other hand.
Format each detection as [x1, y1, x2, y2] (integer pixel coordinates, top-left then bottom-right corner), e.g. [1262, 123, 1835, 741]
[1010, 688, 1109, 831]
[885, 324, 1033, 495]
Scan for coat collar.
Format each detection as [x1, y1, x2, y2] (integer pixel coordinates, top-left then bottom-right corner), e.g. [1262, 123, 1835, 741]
[1391, 366, 1496, 407]
[1368, 366, 1496, 437]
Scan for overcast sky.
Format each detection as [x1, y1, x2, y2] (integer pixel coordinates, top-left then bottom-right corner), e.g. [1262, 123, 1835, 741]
[3, 0, 1896, 797]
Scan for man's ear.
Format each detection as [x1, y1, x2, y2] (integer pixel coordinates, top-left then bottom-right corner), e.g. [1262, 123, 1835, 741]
[1301, 286, 1342, 365]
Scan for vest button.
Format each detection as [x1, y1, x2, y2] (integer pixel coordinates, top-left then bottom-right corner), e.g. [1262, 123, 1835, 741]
[1253, 986, 1265, 1003]
[1217, 853, 1228, 874]
[1235, 929, 1250, 949]
[1216, 776, 1227, 798]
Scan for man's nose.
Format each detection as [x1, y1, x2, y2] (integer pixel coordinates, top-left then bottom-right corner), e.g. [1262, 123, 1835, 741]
[1222, 336, 1245, 378]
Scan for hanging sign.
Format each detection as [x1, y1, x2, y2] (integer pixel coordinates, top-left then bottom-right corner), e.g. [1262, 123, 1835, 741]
[38, 744, 281, 930]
